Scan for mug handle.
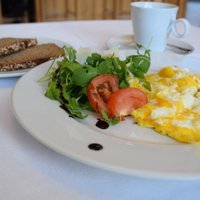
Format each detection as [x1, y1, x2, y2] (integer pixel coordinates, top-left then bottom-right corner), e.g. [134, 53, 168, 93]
[171, 18, 190, 38]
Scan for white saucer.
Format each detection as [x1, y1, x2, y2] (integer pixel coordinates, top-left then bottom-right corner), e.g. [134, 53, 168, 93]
[107, 35, 194, 55]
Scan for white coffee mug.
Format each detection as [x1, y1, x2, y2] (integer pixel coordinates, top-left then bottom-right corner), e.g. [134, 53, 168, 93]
[130, 2, 190, 51]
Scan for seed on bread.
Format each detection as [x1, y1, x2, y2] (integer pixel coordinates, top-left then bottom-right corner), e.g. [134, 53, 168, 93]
[0, 37, 37, 56]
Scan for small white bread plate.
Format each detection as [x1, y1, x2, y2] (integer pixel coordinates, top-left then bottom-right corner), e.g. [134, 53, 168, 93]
[0, 37, 68, 78]
[12, 53, 200, 180]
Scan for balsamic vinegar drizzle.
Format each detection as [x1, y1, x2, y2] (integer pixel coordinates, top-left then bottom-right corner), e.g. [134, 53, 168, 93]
[88, 143, 103, 151]
[96, 119, 109, 129]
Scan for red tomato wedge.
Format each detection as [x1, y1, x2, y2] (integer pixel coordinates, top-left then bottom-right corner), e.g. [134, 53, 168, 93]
[107, 87, 148, 117]
[87, 74, 119, 113]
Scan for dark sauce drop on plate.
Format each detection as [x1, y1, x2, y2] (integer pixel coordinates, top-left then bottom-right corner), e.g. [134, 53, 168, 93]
[88, 143, 103, 151]
[96, 119, 109, 129]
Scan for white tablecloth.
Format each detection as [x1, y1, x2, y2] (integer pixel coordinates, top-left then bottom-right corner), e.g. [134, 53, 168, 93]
[186, 0, 200, 27]
[1, 20, 200, 200]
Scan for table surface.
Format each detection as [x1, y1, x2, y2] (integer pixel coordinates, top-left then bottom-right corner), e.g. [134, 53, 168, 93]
[1, 20, 200, 200]
[186, 0, 200, 27]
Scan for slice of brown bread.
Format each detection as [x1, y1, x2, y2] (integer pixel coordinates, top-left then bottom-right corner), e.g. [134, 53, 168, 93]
[0, 37, 38, 56]
[0, 43, 65, 72]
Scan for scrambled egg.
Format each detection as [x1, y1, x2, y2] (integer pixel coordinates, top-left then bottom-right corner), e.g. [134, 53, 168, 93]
[130, 66, 200, 143]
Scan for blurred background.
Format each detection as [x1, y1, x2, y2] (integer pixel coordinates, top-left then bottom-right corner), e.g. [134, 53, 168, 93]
[0, 0, 199, 26]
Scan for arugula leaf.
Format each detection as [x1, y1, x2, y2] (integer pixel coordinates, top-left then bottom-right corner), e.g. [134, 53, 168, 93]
[72, 64, 98, 87]
[86, 53, 103, 67]
[98, 58, 113, 74]
[126, 55, 150, 74]
[64, 46, 76, 62]
[45, 80, 61, 100]
[100, 110, 121, 125]
[125, 46, 151, 91]
[139, 79, 151, 91]
[65, 62, 82, 72]
[66, 97, 88, 119]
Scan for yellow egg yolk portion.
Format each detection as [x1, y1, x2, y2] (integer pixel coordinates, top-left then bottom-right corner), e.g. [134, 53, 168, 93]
[130, 66, 200, 143]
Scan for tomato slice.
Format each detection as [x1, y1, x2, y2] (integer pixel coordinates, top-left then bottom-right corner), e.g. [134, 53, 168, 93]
[87, 74, 119, 113]
[107, 87, 148, 117]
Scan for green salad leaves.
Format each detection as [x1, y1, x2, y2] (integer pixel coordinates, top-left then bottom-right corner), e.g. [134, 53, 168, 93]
[40, 46, 151, 119]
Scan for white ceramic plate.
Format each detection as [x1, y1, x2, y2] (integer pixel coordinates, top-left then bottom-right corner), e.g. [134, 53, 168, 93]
[12, 54, 200, 179]
[0, 37, 69, 78]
